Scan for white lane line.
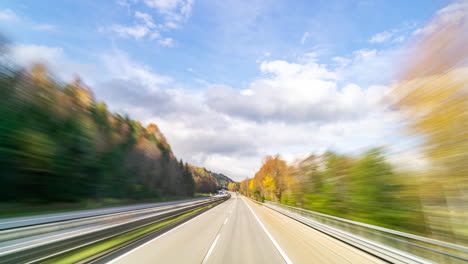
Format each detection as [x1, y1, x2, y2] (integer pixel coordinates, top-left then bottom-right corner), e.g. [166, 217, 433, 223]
[108, 201, 226, 264]
[242, 197, 293, 264]
[223, 217, 229, 225]
[201, 233, 220, 264]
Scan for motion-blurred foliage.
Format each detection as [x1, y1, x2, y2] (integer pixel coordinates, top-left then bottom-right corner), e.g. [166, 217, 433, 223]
[0, 61, 195, 202]
[227, 182, 239, 192]
[240, 151, 427, 235]
[242, 5, 467, 244]
[392, 1, 468, 243]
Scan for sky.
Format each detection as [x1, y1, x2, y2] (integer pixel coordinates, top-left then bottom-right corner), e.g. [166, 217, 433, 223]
[0, 0, 461, 181]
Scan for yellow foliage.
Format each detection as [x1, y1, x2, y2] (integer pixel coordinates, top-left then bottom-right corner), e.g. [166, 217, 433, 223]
[392, 7, 468, 241]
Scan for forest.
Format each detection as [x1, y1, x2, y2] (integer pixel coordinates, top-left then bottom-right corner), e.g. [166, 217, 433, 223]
[0, 58, 234, 203]
[191, 167, 235, 193]
[0, 62, 197, 202]
[0, 33, 239, 203]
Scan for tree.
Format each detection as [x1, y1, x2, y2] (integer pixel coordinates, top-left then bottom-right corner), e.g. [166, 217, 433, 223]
[392, 8, 468, 241]
[252, 155, 288, 202]
[227, 182, 239, 192]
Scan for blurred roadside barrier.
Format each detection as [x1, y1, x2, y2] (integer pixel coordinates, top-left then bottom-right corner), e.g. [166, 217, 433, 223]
[0, 196, 228, 264]
[251, 198, 468, 264]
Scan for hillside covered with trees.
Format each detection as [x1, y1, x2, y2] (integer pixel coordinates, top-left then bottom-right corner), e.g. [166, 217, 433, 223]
[190, 167, 235, 193]
[0, 62, 200, 202]
[210, 171, 234, 189]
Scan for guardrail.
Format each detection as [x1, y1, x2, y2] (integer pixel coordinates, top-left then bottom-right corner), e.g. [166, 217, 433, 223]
[251, 199, 468, 264]
[0, 198, 215, 242]
[0, 195, 228, 264]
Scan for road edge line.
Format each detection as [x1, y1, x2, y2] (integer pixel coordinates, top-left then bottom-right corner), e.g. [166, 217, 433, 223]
[107, 203, 215, 264]
[201, 233, 220, 264]
[242, 197, 293, 264]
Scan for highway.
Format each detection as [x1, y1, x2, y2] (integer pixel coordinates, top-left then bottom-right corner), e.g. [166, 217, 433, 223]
[0, 197, 224, 263]
[2, 194, 463, 263]
[109, 194, 384, 264]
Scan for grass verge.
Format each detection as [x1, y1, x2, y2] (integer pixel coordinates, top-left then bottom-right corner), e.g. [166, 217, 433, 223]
[42, 200, 224, 264]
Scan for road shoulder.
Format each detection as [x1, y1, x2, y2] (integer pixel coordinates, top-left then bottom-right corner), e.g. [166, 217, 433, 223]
[244, 198, 385, 264]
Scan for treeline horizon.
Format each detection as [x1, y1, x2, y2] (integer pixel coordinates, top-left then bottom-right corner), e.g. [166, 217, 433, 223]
[240, 150, 428, 235]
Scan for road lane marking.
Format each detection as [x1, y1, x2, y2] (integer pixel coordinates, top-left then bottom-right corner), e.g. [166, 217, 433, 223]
[242, 197, 293, 264]
[108, 199, 230, 264]
[201, 233, 220, 264]
[223, 217, 229, 225]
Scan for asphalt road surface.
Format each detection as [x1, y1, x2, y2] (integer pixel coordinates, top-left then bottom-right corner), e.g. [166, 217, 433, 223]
[110, 194, 384, 264]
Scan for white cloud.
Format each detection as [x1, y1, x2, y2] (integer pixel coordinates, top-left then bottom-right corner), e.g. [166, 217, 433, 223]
[149, 31, 161, 40]
[332, 56, 351, 67]
[301, 31, 310, 44]
[369, 22, 418, 44]
[207, 59, 379, 123]
[335, 48, 400, 86]
[135, 11, 156, 28]
[145, 0, 181, 11]
[0, 8, 18, 21]
[144, 0, 194, 27]
[164, 21, 179, 29]
[369, 30, 393, 43]
[9, 44, 64, 66]
[413, 0, 467, 36]
[393, 35, 405, 43]
[100, 49, 171, 91]
[158, 37, 174, 47]
[117, 0, 131, 7]
[353, 48, 377, 58]
[6, 44, 99, 83]
[9, 0, 458, 181]
[110, 24, 151, 39]
[85, 46, 399, 181]
[201, 154, 261, 180]
[3, 42, 398, 181]
[108, 1, 192, 45]
[240, 89, 253, 96]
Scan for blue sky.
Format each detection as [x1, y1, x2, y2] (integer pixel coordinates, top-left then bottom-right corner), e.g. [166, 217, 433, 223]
[0, 0, 459, 180]
[0, 0, 449, 87]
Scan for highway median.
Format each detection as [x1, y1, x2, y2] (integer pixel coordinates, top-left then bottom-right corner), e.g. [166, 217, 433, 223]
[0, 195, 229, 264]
